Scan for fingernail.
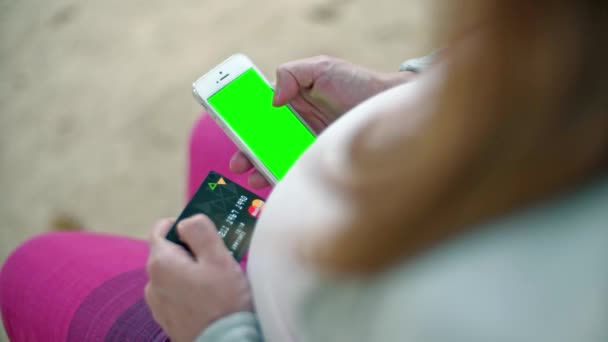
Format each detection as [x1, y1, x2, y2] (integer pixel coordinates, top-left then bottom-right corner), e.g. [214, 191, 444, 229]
[273, 71, 283, 106]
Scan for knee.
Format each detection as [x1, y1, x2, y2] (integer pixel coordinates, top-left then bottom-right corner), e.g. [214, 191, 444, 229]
[0, 232, 66, 294]
[189, 112, 214, 148]
[2, 232, 66, 261]
[0, 233, 55, 317]
[0, 232, 83, 339]
[2, 232, 54, 267]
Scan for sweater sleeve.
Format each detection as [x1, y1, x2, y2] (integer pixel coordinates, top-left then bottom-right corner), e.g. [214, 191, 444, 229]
[195, 312, 264, 342]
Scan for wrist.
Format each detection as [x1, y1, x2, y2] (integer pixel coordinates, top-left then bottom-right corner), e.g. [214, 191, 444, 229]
[380, 71, 417, 90]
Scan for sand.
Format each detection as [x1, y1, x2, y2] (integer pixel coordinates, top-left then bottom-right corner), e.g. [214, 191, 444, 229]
[0, 0, 432, 338]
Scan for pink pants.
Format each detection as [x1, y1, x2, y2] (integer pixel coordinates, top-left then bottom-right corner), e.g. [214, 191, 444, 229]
[0, 114, 271, 341]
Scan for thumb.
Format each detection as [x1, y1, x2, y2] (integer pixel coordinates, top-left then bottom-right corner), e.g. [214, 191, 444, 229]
[177, 215, 226, 260]
[273, 57, 325, 106]
[273, 68, 300, 106]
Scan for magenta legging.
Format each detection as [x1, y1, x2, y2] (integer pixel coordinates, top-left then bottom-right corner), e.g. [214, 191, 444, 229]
[0, 114, 271, 341]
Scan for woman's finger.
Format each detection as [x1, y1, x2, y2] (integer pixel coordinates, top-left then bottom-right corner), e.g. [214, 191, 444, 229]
[248, 171, 270, 189]
[273, 56, 330, 106]
[149, 218, 175, 243]
[148, 218, 193, 277]
[146, 239, 192, 286]
[177, 215, 226, 259]
[273, 68, 302, 106]
[229, 152, 254, 174]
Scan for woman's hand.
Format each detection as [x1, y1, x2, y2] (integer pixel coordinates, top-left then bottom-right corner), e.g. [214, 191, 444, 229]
[230, 55, 415, 189]
[145, 215, 253, 342]
[272, 55, 414, 131]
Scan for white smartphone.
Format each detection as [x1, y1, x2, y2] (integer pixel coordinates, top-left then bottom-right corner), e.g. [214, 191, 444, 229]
[192, 54, 316, 185]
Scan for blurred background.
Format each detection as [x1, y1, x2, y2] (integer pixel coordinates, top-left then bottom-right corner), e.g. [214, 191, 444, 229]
[0, 0, 433, 339]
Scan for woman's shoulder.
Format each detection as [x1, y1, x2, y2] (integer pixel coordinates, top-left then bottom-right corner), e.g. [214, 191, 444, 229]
[297, 177, 608, 342]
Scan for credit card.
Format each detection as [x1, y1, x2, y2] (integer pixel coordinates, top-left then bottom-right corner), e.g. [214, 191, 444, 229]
[165, 171, 265, 261]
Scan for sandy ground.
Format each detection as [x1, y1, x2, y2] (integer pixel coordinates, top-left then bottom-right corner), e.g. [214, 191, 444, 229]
[0, 0, 432, 338]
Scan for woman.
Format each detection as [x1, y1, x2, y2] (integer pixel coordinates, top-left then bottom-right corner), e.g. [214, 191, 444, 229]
[2, 0, 608, 340]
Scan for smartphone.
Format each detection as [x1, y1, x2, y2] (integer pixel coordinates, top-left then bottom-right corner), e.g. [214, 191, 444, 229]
[192, 54, 316, 184]
[166, 171, 265, 261]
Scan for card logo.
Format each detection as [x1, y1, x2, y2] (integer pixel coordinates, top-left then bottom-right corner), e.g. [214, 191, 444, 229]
[248, 199, 265, 218]
[208, 177, 227, 190]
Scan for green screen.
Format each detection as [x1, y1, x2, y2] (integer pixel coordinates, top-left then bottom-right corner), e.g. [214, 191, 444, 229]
[209, 68, 315, 180]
